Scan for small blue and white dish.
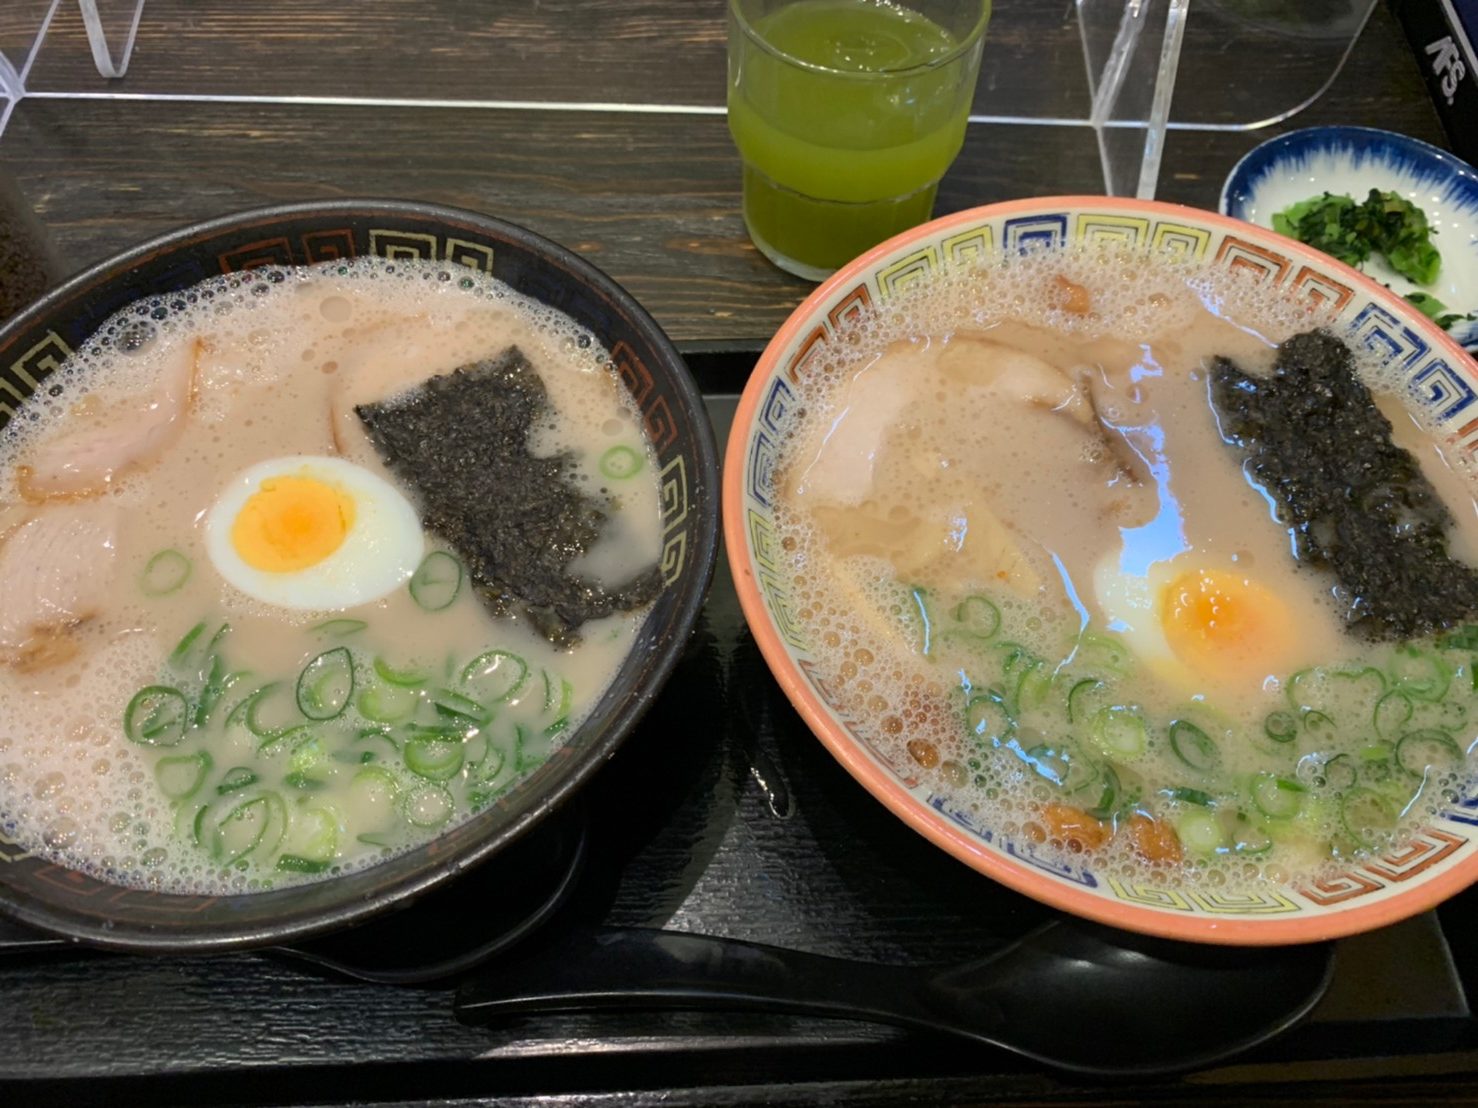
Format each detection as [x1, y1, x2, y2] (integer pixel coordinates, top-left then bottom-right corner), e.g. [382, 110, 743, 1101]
[1222, 126, 1478, 353]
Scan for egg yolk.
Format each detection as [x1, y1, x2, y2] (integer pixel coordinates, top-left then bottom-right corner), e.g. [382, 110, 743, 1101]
[230, 475, 356, 573]
[1160, 568, 1296, 683]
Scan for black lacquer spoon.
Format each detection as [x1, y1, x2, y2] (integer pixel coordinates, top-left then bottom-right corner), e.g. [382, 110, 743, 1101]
[455, 921, 1336, 1076]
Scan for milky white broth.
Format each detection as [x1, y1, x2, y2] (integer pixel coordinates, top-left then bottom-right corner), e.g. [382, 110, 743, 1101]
[0, 257, 662, 893]
[772, 244, 1478, 888]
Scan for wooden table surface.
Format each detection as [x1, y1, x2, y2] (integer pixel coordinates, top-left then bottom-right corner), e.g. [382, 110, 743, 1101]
[0, 3, 1473, 1105]
[0, 0, 1450, 347]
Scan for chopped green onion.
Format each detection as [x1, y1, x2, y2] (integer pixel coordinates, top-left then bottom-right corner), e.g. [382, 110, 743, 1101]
[286, 732, 329, 789]
[349, 765, 400, 809]
[296, 647, 355, 721]
[194, 653, 236, 728]
[281, 804, 341, 865]
[404, 735, 465, 781]
[1067, 678, 1103, 725]
[965, 693, 1012, 748]
[124, 686, 190, 747]
[216, 766, 259, 795]
[1073, 630, 1134, 677]
[140, 549, 192, 596]
[276, 855, 330, 874]
[1303, 709, 1337, 741]
[374, 656, 429, 688]
[155, 751, 213, 800]
[951, 595, 1000, 640]
[543, 676, 574, 736]
[1162, 786, 1215, 807]
[433, 688, 491, 726]
[1389, 646, 1451, 701]
[1088, 705, 1147, 760]
[169, 622, 208, 668]
[598, 445, 644, 479]
[1231, 818, 1273, 856]
[1395, 729, 1463, 778]
[464, 650, 535, 703]
[1169, 719, 1218, 773]
[1176, 809, 1226, 854]
[352, 728, 401, 763]
[311, 618, 367, 638]
[207, 791, 287, 866]
[409, 550, 463, 611]
[1374, 689, 1414, 741]
[403, 783, 454, 827]
[357, 683, 418, 723]
[1263, 709, 1298, 743]
[1250, 773, 1304, 819]
[1085, 763, 1121, 820]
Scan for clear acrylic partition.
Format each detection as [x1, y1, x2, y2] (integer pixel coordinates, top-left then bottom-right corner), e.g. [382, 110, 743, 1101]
[0, 0, 1379, 198]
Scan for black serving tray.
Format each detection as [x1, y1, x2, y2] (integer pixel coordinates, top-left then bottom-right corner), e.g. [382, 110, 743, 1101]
[4, 348, 1478, 1107]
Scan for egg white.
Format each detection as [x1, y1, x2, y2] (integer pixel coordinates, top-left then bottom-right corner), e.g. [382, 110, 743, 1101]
[1092, 551, 1203, 695]
[205, 455, 424, 611]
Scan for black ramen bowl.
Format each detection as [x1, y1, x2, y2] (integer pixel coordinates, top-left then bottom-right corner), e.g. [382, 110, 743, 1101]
[0, 201, 719, 950]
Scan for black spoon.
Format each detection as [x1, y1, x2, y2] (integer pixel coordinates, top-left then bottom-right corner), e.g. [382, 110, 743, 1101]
[456, 921, 1336, 1076]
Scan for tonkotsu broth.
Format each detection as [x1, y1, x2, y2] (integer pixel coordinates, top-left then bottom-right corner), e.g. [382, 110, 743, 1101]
[773, 244, 1478, 890]
[0, 257, 662, 893]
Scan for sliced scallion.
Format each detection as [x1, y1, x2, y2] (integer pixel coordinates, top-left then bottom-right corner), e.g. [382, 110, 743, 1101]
[1263, 709, 1298, 744]
[357, 683, 418, 723]
[1176, 809, 1226, 854]
[1250, 773, 1304, 819]
[311, 618, 367, 638]
[403, 735, 465, 781]
[296, 647, 355, 721]
[374, 656, 429, 688]
[965, 693, 1012, 747]
[598, 445, 643, 479]
[216, 766, 259, 795]
[1088, 706, 1147, 760]
[409, 550, 463, 611]
[403, 783, 454, 827]
[168, 622, 208, 668]
[1395, 729, 1463, 778]
[140, 549, 192, 596]
[124, 685, 190, 747]
[155, 750, 213, 800]
[1169, 719, 1218, 773]
[461, 650, 528, 704]
[433, 687, 491, 726]
[951, 595, 1000, 640]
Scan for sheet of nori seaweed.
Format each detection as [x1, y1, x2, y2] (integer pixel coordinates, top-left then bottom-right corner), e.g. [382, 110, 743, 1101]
[1208, 329, 1478, 641]
[355, 346, 661, 647]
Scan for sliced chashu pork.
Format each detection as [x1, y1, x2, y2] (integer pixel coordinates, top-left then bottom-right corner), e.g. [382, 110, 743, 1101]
[16, 337, 201, 502]
[0, 502, 121, 671]
[784, 332, 1163, 655]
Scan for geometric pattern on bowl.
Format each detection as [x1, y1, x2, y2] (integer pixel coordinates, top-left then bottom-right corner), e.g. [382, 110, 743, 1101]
[725, 196, 1478, 944]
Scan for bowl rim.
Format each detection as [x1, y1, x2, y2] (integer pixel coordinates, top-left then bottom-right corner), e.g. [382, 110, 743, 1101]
[1218, 124, 1478, 222]
[724, 193, 1478, 946]
[0, 199, 721, 951]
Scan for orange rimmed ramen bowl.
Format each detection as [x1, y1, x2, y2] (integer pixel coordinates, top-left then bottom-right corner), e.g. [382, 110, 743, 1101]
[724, 196, 1478, 945]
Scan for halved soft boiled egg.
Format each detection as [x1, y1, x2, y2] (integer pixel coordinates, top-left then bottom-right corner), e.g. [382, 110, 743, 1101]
[1093, 551, 1302, 698]
[206, 456, 423, 610]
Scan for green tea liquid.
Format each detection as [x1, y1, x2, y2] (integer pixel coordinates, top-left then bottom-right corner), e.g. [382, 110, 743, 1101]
[728, 0, 980, 277]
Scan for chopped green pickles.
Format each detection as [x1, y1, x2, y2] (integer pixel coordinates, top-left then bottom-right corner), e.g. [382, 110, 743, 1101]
[126, 622, 573, 883]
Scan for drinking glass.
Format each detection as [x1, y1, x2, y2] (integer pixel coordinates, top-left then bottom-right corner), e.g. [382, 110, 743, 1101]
[727, 0, 991, 281]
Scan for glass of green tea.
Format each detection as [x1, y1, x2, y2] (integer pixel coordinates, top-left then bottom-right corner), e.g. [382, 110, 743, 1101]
[727, 0, 991, 281]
